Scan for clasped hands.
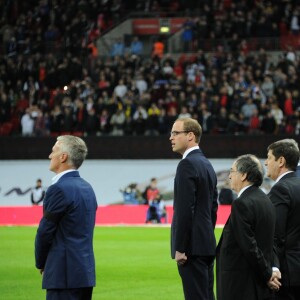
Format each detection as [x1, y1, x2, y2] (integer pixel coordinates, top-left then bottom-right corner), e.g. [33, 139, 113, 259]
[267, 270, 281, 291]
[175, 251, 282, 292]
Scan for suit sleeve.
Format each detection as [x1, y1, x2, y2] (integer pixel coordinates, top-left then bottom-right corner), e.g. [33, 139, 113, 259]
[211, 185, 218, 228]
[268, 184, 290, 268]
[174, 159, 197, 253]
[231, 199, 272, 282]
[35, 184, 67, 269]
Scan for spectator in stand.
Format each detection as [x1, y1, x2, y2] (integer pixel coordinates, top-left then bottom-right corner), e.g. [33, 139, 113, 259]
[284, 90, 294, 117]
[21, 108, 35, 136]
[49, 105, 64, 134]
[270, 102, 284, 127]
[61, 106, 75, 133]
[130, 36, 143, 56]
[261, 111, 277, 134]
[133, 105, 148, 122]
[178, 106, 191, 119]
[135, 74, 148, 95]
[34, 109, 50, 137]
[84, 108, 99, 136]
[216, 107, 229, 134]
[182, 18, 195, 52]
[162, 61, 174, 77]
[73, 99, 86, 133]
[290, 10, 300, 35]
[110, 107, 126, 136]
[111, 37, 125, 57]
[152, 38, 165, 59]
[248, 108, 261, 134]
[145, 103, 160, 136]
[0, 93, 11, 124]
[241, 98, 258, 128]
[261, 75, 275, 99]
[114, 79, 128, 100]
[198, 103, 214, 134]
[98, 109, 110, 135]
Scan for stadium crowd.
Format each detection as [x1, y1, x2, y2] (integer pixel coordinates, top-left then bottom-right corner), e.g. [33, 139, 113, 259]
[0, 0, 300, 137]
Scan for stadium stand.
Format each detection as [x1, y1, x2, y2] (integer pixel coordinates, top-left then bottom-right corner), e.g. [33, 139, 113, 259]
[0, 0, 300, 137]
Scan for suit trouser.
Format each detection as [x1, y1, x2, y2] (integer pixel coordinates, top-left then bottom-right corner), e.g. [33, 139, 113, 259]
[46, 287, 93, 300]
[178, 255, 215, 300]
[274, 286, 300, 300]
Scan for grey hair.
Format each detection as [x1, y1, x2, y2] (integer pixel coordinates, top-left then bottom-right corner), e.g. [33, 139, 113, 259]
[235, 154, 264, 186]
[57, 135, 88, 169]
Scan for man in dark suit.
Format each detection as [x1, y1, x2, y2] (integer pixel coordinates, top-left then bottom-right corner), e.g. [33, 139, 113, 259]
[217, 154, 280, 300]
[35, 135, 98, 300]
[170, 117, 218, 300]
[296, 163, 300, 177]
[265, 139, 300, 300]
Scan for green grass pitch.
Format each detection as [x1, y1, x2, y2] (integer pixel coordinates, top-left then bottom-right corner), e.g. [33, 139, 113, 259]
[0, 226, 222, 300]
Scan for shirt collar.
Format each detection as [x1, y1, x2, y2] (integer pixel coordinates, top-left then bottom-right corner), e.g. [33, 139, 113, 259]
[276, 171, 293, 183]
[51, 169, 76, 185]
[182, 146, 199, 159]
[238, 184, 253, 198]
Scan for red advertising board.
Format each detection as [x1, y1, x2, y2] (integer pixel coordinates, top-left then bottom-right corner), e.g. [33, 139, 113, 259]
[132, 18, 186, 35]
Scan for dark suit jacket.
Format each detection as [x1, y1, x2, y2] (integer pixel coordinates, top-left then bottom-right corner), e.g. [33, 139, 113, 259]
[171, 149, 218, 258]
[268, 172, 300, 286]
[296, 165, 300, 177]
[35, 171, 98, 289]
[216, 186, 275, 300]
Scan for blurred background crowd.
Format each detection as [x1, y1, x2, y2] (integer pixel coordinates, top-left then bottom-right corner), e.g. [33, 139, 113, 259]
[1, 0, 300, 137]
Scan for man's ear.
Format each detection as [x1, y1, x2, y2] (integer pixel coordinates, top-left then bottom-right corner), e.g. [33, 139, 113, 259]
[278, 156, 286, 168]
[60, 152, 68, 163]
[240, 172, 247, 182]
[188, 132, 195, 142]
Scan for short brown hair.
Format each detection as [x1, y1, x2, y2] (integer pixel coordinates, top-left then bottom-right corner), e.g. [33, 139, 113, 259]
[178, 117, 202, 144]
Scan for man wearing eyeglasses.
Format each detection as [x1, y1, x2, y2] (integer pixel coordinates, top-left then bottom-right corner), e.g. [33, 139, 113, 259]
[217, 155, 279, 300]
[170, 117, 218, 300]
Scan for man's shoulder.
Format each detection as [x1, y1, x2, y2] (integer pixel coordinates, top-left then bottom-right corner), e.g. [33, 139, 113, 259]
[241, 186, 268, 202]
[275, 173, 300, 186]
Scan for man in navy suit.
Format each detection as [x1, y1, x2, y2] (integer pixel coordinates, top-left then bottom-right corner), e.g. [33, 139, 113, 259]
[265, 139, 300, 299]
[35, 135, 98, 300]
[170, 117, 218, 300]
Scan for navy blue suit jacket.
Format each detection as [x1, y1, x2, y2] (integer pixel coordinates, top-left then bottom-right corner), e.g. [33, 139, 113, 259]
[35, 171, 98, 289]
[171, 149, 218, 258]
